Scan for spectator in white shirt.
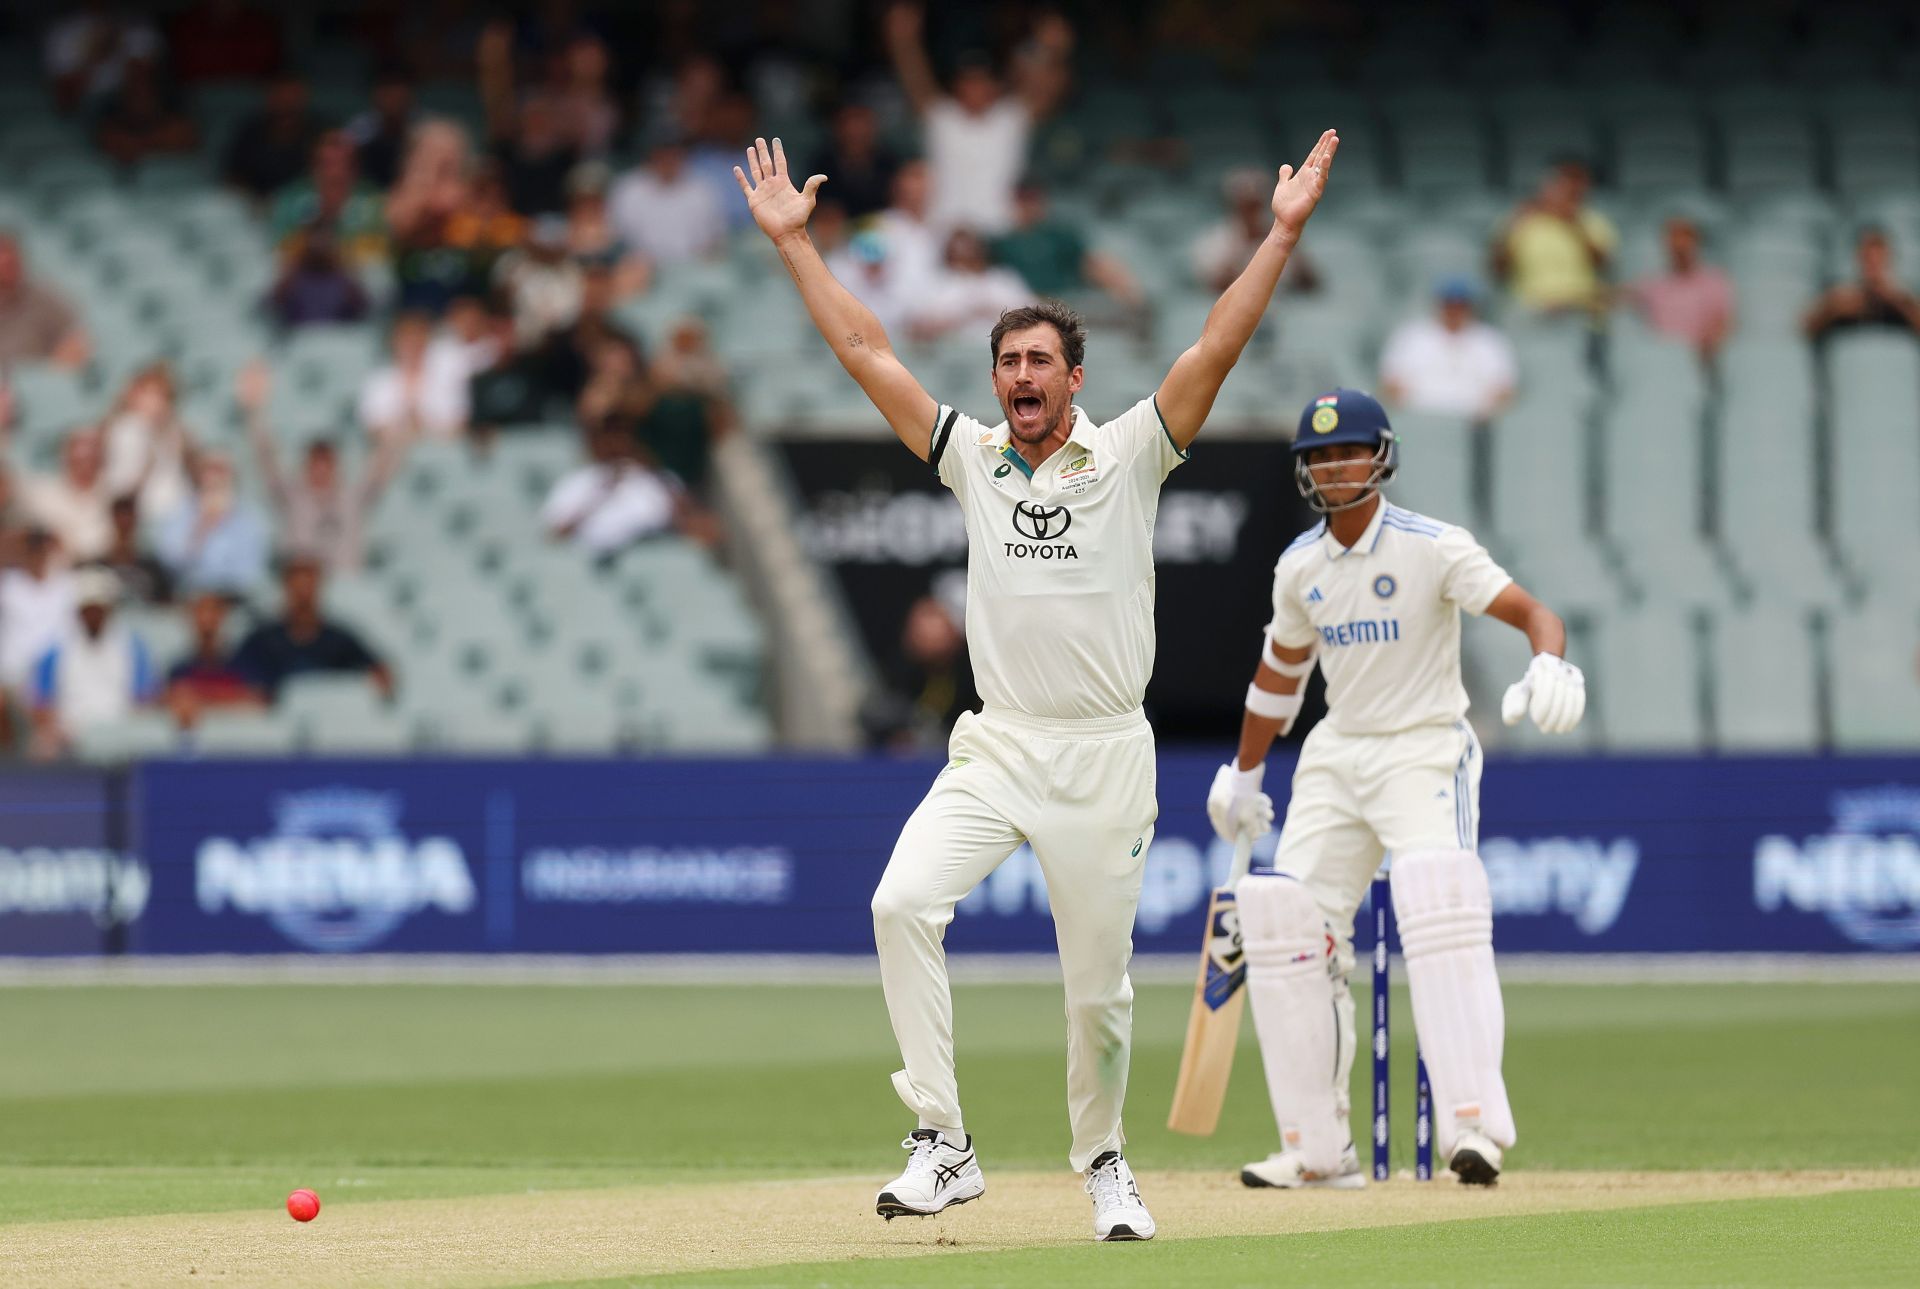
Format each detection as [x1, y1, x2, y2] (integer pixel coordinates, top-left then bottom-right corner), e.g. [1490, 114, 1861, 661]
[608, 130, 724, 265]
[24, 428, 113, 563]
[28, 566, 156, 760]
[1192, 167, 1322, 294]
[884, 3, 1072, 237]
[872, 160, 942, 301]
[1380, 277, 1518, 423]
[907, 229, 1035, 341]
[100, 361, 194, 522]
[358, 310, 471, 441]
[0, 529, 75, 696]
[541, 421, 682, 558]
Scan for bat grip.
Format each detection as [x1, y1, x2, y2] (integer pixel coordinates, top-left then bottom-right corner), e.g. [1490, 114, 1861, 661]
[1225, 829, 1255, 886]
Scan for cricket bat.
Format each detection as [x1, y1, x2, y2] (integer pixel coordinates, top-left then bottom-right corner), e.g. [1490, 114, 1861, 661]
[1166, 829, 1256, 1135]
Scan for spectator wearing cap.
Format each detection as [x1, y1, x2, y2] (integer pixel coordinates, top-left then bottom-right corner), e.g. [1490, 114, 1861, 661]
[1493, 157, 1617, 315]
[269, 130, 387, 268]
[240, 362, 403, 574]
[230, 556, 392, 702]
[94, 495, 174, 605]
[992, 179, 1144, 315]
[541, 420, 684, 557]
[609, 129, 725, 265]
[806, 102, 901, 221]
[1380, 277, 1518, 423]
[153, 451, 270, 596]
[223, 72, 326, 203]
[27, 567, 157, 759]
[906, 229, 1035, 341]
[1192, 167, 1322, 294]
[1626, 217, 1736, 358]
[0, 529, 76, 700]
[0, 232, 91, 370]
[494, 216, 585, 347]
[24, 429, 113, 563]
[344, 69, 416, 189]
[1803, 227, 1920, 341]
[826, 221, 913, 334]
[358, 311, 472, 442]
[885, 2, 1072, 236]
[165, 591, 265, 728]
[563, 163, 650, 298]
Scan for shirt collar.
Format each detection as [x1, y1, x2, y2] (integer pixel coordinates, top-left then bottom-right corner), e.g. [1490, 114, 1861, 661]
[1320, 498, 1388, 560]
[990, 404, 1093, 476]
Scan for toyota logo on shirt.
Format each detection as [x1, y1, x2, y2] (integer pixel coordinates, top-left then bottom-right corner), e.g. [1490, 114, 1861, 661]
[1011, 502, 1072, 541]
[1005, 501, 1078, 560]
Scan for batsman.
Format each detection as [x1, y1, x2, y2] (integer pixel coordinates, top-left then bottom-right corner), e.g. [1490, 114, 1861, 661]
[1206, 388, 1585, 1188]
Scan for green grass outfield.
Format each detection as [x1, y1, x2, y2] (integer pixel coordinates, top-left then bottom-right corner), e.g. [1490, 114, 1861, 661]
[1, 979, 1916, 1286]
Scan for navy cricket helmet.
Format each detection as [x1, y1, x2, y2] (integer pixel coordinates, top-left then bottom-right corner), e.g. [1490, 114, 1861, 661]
[1291, 387, 1397, 514]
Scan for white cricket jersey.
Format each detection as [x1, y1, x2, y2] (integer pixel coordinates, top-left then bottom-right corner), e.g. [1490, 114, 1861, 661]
[931, 396, 1187, 721]
[1266, 501, 1511, 736]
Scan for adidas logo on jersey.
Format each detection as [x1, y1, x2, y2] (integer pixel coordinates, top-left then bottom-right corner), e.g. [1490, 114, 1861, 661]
[1307, 587, 1324, 603]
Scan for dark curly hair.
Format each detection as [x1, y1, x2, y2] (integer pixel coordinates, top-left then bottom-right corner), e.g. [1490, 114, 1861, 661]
[989, 300, 1086, 370]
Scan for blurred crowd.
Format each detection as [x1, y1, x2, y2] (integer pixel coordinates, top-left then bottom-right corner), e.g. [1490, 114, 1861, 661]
[5, 2, 1920, 756]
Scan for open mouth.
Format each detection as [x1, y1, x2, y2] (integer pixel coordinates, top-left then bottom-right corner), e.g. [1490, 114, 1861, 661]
[1012, 394, 1043, 422]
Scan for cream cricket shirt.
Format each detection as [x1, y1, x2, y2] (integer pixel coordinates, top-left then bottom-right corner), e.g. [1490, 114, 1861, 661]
[930, 396, 1187, 721]
[1266, 501, 1511, 736]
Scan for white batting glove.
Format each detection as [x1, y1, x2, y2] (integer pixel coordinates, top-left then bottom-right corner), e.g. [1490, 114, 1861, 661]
[1501, 653, 1586, 734]
[1207, 763, 1275, 843]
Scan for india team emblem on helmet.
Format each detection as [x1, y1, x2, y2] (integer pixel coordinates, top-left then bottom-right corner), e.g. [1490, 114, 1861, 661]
[1311, 406, 1340, 434]
[1374, 574, 1397, 599]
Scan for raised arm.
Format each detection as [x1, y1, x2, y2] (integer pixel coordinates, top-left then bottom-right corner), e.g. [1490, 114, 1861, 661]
[1157, 130, 1339, 449]
[735, 136, 938, 459]
[883, 3, 942, 117]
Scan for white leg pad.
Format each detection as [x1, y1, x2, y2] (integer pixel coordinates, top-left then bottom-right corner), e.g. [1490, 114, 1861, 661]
[1390, 849, 1515, 1157]
[1235, 873, 1345, 1175]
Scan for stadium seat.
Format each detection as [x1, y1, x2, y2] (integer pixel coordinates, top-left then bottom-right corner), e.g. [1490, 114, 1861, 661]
[189, 710, 304, 755]
[1384, 411, 1477, 526]
[1590, 605, 1706, 749]
[72, 712, 181, 764]
[1827, 334, 1920, 598]
[1828, 600, 1920, 748]
[1708, 603, 1821, 749]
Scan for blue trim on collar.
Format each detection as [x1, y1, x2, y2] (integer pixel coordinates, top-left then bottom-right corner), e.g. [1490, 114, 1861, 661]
[998, 443, 1036, 478]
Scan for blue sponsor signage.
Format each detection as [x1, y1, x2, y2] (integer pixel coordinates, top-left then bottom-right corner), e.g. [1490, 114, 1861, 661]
[0, 769, 141, 955]
[120, 752, 1920, 956]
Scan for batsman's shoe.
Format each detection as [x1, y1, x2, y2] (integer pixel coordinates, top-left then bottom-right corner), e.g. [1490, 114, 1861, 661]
[876, 1130, 984, 1219]
[1448, 1130, 1503, 1186]
[1240, 1141, 1367, 1190]
[1085, 1151, 1155, 1241]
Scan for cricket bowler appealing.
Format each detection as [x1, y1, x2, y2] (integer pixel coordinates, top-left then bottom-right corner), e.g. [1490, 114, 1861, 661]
[1207, 388, 1585, 1190]
[736, 129, 1339, 1240]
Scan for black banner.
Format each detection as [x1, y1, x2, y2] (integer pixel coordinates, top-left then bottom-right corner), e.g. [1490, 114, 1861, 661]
[778, 433, 1326, 742]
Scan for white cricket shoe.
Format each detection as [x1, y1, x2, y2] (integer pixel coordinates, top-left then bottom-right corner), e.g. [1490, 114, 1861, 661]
[1085, 1151, 1155, 1241]
[875, 1130, 985, 1220]
[1448, 1129, 1503, 1186]
[1240, 1140, 1367, 1190]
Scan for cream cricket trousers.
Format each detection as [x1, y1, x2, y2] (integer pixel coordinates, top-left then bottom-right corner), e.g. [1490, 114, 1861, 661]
[1270, 717, 1483, 973]
[871, 705, 1157, 1172]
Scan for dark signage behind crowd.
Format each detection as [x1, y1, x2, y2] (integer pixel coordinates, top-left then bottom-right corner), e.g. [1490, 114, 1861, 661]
[777, 436, 1325, 741]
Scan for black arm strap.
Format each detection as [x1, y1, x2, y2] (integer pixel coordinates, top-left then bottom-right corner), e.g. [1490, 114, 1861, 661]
[929, 408, 958, 475]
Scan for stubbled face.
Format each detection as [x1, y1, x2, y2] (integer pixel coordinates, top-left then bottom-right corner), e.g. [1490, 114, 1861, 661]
[1304, 442, 1377, 509]
[992, 324, 1082, 446]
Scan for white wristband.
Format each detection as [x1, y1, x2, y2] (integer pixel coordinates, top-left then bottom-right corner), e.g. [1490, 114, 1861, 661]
[1245, 684, 1302, 721]
[1264, 631, 1317, 677]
